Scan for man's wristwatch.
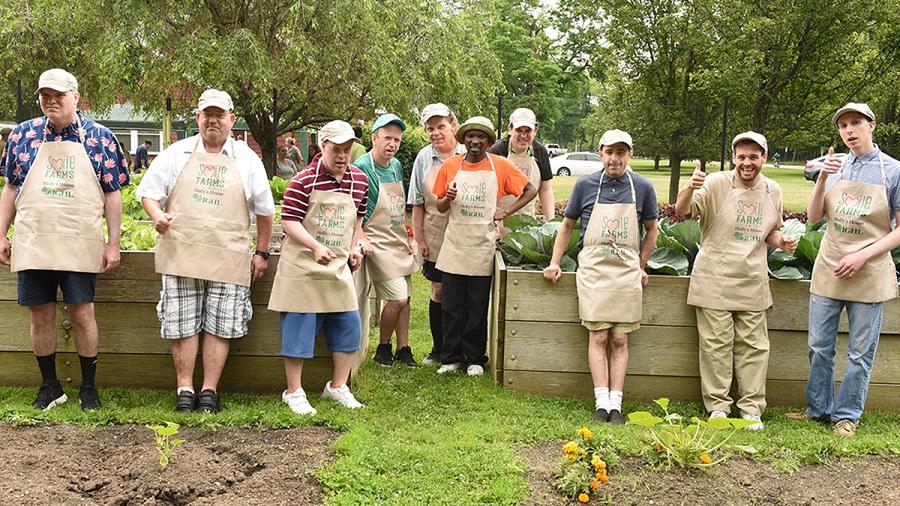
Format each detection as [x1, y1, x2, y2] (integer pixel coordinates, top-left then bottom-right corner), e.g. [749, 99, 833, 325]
[254, 250, 270, 260]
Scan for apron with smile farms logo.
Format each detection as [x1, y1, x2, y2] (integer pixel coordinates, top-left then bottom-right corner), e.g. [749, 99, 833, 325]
[499, 149, 541, 218]
[11, 117, 105, 273]
[154, 138, 252, 286]
[362, 153, 417, 282]
[688, 171, 778, 311]
[810, 152, 897, 303]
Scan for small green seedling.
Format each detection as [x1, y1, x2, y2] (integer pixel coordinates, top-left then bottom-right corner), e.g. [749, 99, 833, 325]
[146, 421, 186, 467]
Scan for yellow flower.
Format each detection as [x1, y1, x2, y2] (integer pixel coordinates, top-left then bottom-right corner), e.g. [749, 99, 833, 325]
[699, 453, 712, 465]
[578, 492, 590, 503]
[590, 455, 605, 471]
[599, 472, 609, 484]
[590, 479, 601, 490]
[595, 471, 603, 480]
[577, 427, 593, 440]
[580, 449, 587, 457]
[563, 442, 579, 455]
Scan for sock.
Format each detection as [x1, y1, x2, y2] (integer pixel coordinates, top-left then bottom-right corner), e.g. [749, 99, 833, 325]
[176, 387, 195, 395]
[429, 299, 443, 354]
[594, 387, 609, 411]
[79, 355, 98, 387]
[609, 390, 623, 411]
[36, 354, 58, 385]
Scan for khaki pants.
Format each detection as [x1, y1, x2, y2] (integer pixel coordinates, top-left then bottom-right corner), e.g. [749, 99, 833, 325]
[696, 307, 769, 415]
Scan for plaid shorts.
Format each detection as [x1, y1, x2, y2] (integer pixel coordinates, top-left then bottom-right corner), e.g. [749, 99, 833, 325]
[156, 275, 253, 340]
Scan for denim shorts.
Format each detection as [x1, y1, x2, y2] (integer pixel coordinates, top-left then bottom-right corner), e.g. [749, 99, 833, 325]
[280, 311, 361, 359]
[17, 270, 96, 306]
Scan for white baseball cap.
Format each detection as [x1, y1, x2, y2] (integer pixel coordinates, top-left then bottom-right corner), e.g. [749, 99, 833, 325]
[598, 129, 633, 150]
[509, 108, 537, 130]
[36, 68, 78, 93]
[197, 89, 234, 111]
[731, 131, 768, 153]
[420, 103, 453, 125]
[318, 120, 360, 145]
[832, 102, 875, 127]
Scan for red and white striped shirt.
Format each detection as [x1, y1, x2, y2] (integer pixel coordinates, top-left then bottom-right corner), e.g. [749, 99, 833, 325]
[281, 154, 369, 223]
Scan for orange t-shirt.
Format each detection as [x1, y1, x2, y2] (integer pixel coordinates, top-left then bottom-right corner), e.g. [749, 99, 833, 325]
[432, 153, 530, 199]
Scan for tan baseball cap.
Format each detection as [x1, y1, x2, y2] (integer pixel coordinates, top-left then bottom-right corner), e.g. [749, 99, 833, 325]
[318, 120, 360, 145]
[36, 68, 78, 93]
[731, 131, 768, 152]
[832, 102, 875, 127]
[420, 103, 453, 125]
[509, 108, 537, 130]
[197, 89, 234, 111]
[598, 129, 633, 150]
[455, 116, 496, 144]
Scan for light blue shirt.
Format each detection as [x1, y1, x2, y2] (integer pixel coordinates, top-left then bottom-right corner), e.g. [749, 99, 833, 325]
[407, 143, 466, 205]
[824, 146, 900, 217]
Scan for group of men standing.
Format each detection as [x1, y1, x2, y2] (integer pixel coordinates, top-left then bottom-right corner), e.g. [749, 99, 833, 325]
[2, 69, 899, 438]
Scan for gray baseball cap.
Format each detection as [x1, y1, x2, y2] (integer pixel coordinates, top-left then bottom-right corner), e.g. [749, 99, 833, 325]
[832, 102, 875, 127]
[731, 131, 768, 153]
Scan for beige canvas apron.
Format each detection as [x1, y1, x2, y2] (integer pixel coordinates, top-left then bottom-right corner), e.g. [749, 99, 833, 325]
[362, 153, 417, 281]
[810, 153, 898, 302]
[435, 155, 499, 277]
[11, 118, 105, 273]
[268, 160, 359, 313]
[422, 156, 449, 263]
[688, 172, 778, 311]
[154, 138, 252, 286]
[577, 172, 643, 323]
[499, 149, 541, 217]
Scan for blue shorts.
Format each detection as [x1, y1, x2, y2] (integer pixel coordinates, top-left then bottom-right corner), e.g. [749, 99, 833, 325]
[280, 311, 361, 359]
[422, 260, 444, 283]
[18, 270, 97, 306]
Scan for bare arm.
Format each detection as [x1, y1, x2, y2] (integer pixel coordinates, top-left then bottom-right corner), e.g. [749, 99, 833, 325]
[141, 197, 173, 234]
[251, 214, 273, 282]
[0, 183, 16, 265]
[807, 148, 840, 223]
[412, 204, 428, 257]
[102, 190, 122, 271]
[538, 180, 555, 221]
[542, 217, 577, 283]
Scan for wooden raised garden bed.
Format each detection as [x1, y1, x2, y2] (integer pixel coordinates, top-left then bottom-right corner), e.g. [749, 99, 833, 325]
[489, 253, 900, 408]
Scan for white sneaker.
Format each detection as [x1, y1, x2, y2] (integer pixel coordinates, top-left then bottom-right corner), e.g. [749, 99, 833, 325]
[282, 389, 317, 416]
[322, 381, 364, 409]
[741, 411, 764, 431]
[709, 410, 728, 420]
[466, 365, 484, 376]
[436, 363, 462, 374]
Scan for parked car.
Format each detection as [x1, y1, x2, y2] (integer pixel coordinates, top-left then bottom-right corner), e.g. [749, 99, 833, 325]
[550, 152, 603, 176]
[803, 153, 846, 182]
[545, 143, 568, 157]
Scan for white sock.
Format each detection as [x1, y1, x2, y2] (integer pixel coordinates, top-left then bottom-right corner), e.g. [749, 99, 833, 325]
[176, 387, 194, 395]
[609, 390, 623, 411]
[594, 387, 610, 410]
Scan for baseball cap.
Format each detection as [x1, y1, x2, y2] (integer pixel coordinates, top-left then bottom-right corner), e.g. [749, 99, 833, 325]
[598, 129, 633, 150]
[36, 68, 78, 93]
[455, 116, 496, 144]
[509, 108, 537, 130]
[318, 120, 360, 145]
[197, 89, 234, 111]
[832, 102, 875, 127]
[731, 131, 768, 153]
[372, 113, 407, 133]
[420, 103, 453, 125]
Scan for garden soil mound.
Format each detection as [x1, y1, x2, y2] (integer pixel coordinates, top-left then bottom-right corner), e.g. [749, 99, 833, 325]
[520, 441, 900, 505]
[0, 423, 337, 505]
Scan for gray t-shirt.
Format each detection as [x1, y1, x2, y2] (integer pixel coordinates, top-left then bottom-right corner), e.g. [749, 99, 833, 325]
[823, 146, 900, 224]
[564, 170, 659, 247]
[407, 143, 466, 205]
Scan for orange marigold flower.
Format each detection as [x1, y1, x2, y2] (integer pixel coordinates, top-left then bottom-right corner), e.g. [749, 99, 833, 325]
[595, 471, 603, 480]
[563, 442, 579, 455]
[699, 453, 712, 465]
[578, 492, 590, 503]
[655, 444, 664, 452]
[591, 479, 601, 490]
[599, 473, 609, 484]
[577, 427, 593, 440]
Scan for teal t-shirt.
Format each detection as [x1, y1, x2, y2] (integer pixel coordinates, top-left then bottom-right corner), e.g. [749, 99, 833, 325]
[353, 151, 404, 225]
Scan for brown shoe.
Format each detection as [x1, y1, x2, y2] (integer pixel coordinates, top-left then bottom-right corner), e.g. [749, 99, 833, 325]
[833, 419, 858, 437]
[785, 411, 830, 424]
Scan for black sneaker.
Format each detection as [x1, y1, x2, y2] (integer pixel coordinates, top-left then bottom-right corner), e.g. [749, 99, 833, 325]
[175, 390, 196, 413]
[591, 408, 609, 422]
[608, 409, 626, 425]
[422, 351, 440, 365]
[394, 346, 419, 367]
[32, 382, 67, 411]
[373, 343, 394, 367]
[195, 389, 220, 413]
[78, 385, 101, 411]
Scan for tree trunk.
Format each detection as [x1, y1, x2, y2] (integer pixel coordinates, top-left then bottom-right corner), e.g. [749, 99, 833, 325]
[245, 113, 277, 179]
[667, 154, 683, 204]
[699, 158, 707, 172]
[654, 155, 660, 171]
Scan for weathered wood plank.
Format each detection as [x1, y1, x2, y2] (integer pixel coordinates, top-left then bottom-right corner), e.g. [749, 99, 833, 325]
[489, 253, 507, 384]
[0, 351, 339, 394]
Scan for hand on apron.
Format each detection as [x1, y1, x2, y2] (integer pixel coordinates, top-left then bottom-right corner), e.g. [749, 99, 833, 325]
[834, 250, 869, 279]
[349, 245, 363, 271]
[313, 243, 337, 265]
[0, 237, 10, 266]
[358, 238, 374, 256]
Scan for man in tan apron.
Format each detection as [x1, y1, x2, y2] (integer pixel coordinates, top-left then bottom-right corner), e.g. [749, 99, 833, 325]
[353, 114, 418, 367]
[408, 103, 466, 365]
[0, 69, 129, 411]
[544, 130, 659, 423]
[433, 116, 537, 376]
[270, 120, 368, 415]
[674, 131, 797, 430]
[488, 108, 555, 221]
[787, 103, 900, 437]
[137, 89, 275, 413]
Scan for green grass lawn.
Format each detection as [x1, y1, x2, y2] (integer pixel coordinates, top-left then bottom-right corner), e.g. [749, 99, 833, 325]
[552, 159, 812, 212]
[3, 274, 900, 504]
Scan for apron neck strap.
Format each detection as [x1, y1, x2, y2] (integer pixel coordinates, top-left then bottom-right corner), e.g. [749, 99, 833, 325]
[192, 136, 236, 159]
[42, 114, 85, 144]
[595, 170, 636, 204]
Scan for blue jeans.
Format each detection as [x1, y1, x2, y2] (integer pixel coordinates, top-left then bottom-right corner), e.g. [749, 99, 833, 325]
[806, 294, 884, 422]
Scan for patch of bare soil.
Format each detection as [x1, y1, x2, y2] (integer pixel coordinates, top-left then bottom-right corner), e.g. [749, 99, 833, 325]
[519, 441, 900, 505]
[0, 423, 338, 505]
